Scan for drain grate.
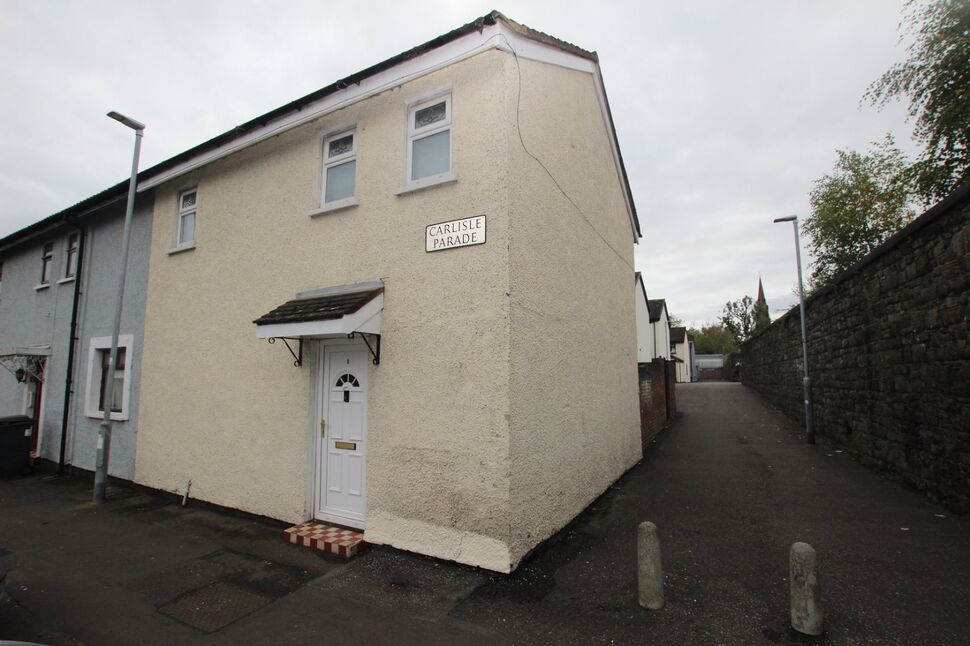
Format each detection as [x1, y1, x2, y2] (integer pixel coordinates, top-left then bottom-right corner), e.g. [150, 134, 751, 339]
[158, 581, 272, 633]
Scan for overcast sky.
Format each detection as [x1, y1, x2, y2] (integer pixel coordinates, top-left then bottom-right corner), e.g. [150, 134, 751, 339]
[0, 0, 919, 325]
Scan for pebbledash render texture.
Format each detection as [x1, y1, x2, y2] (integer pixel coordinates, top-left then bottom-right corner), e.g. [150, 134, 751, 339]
[742, 181, 970, 514]
[130, 12, 642, 573]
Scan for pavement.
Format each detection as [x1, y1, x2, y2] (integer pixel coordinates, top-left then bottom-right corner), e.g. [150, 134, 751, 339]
[1, 382, 968, 645]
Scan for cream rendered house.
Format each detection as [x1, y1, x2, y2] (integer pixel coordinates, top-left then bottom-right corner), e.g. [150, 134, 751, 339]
[133, 12, 642, 573]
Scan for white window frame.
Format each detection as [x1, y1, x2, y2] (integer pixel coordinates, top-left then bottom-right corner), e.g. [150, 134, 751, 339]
[83, 334, 134, 421]
[402, 92, 454, 191]
[40, 242, 54, 285]
[314, 128, 358, 214]
[63, 232, 79, 279]
[171, 187, 197, 253]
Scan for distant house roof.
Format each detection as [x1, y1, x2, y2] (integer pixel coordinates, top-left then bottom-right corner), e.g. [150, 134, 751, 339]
[670, 327, 686, 344]
[635, 271, 648, 302]
[647, 299, 667, 323]
[2, 10, 641, 254]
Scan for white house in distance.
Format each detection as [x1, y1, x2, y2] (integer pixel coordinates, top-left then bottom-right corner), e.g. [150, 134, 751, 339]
[670, 326, 694, 383]
[125, 11, 642, 574]
[648, 298, 671, 361]
[634, 272, 670, 362]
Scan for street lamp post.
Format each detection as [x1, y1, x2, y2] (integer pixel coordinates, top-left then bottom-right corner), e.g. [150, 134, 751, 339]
[94, 111, 144, 503]
[774, 215, 814, 445]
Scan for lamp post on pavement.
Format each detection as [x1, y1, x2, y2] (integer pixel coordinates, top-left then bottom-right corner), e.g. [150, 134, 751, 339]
[94, 111, 144, 503]
[774, 215, 814, 445]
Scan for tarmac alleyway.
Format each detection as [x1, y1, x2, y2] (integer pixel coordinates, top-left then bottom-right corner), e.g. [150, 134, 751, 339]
[1, 382, 968, 645]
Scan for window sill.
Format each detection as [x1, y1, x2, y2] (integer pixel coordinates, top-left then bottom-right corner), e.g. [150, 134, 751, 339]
[308, 197, 358, 217]
[57, 276, 76, 285]
[392, 173, 457, 196]
[34, 283, 50, 291]
[84, 410, 129, 422]
[167, 243, 196, 256]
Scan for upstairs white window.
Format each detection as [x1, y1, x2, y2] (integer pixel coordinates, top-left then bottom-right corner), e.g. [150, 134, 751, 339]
[322, 130, 356, 205]
[40, 242, 53, 285]
[64, 233, 79, 279]
[177, 188, 197, 247]
[407, 95, 451, 183]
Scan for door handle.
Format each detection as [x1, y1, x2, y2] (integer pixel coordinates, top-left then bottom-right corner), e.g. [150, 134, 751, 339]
[320, 420, 326, 437]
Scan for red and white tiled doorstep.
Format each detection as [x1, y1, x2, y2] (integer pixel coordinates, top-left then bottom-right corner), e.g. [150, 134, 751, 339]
[283, 522, 365, 558]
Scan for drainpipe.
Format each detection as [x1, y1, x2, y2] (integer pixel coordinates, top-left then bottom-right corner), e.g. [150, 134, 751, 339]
[58, 221, 86, 474]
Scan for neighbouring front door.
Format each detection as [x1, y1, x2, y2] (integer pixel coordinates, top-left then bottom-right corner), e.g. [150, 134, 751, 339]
[24, 374, 43, 453]
[315, 344, 368, 527]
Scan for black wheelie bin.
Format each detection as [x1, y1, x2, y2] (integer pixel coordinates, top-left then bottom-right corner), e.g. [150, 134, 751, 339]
[0, 415, 34, 478]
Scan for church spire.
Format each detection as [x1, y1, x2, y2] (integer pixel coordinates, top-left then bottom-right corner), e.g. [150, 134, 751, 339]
[754, 277, 770, 333]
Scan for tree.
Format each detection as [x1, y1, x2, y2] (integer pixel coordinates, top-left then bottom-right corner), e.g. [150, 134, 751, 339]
[668, 314, 684, 328]
[803, 136, 915, 290]
[721, 296, 757, 348]
[866, 0, 970, 202]
[688, 323, 739, 355]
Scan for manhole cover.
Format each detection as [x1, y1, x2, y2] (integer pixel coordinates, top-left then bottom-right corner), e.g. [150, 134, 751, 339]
[158, 581, 272, 633]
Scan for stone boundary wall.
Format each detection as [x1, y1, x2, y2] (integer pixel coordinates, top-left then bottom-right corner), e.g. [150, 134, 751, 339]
[742, 182, 970, 513]
[638, 359, 676, 448]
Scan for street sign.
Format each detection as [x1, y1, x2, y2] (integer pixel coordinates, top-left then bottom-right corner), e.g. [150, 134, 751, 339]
[426, 215, 486, 252]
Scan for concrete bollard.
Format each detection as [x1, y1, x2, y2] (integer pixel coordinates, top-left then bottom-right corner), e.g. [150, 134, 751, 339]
[638, 521, 664, 609]
[790, 542, 824, 635]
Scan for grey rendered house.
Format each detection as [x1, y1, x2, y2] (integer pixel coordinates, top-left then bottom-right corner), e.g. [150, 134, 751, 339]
[0, 185, 153, 479]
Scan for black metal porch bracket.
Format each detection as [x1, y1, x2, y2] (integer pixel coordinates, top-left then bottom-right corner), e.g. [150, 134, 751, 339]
[268, 337, 303, 367]
[347, 332, 381, 365]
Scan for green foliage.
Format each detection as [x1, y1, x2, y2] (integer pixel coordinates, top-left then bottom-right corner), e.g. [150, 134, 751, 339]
[721, 296, 757, 348]
[803, 136, 915, 290]
[866, 0, 970, 202]
[687, 323, 739, 355]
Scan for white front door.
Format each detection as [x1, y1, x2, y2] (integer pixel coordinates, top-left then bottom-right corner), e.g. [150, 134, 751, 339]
[315, 344, 368, 527]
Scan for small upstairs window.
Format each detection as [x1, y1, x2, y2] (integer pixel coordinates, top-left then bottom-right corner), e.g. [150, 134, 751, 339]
[177, 188, 197, 247]
[40, 242, 53, 285]
[407, 94, 451, 183]
[322, 130, 356, 205]
[64, 233, 79, 279]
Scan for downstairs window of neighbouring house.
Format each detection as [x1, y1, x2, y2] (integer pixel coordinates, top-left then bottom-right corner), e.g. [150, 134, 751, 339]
[84, 335, 133, 420]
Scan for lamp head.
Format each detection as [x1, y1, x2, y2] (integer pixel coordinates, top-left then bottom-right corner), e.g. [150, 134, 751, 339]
[107, 111, 145, 131]
[773, 215, 797, 223]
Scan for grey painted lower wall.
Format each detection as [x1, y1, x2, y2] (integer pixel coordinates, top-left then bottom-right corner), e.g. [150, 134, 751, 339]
[0, 194, 153, 479]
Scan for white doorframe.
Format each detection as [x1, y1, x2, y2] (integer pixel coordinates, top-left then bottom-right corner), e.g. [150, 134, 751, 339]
[308, 337, 368, 529]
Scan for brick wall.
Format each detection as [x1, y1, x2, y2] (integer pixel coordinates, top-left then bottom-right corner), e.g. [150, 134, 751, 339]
[639, 359, 676, 448]
[742, 183, 970, 513]
[698, 368, 724, 381]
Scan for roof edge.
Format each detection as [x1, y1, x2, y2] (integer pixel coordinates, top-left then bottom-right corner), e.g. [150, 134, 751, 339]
[2, 11, 622, 251]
